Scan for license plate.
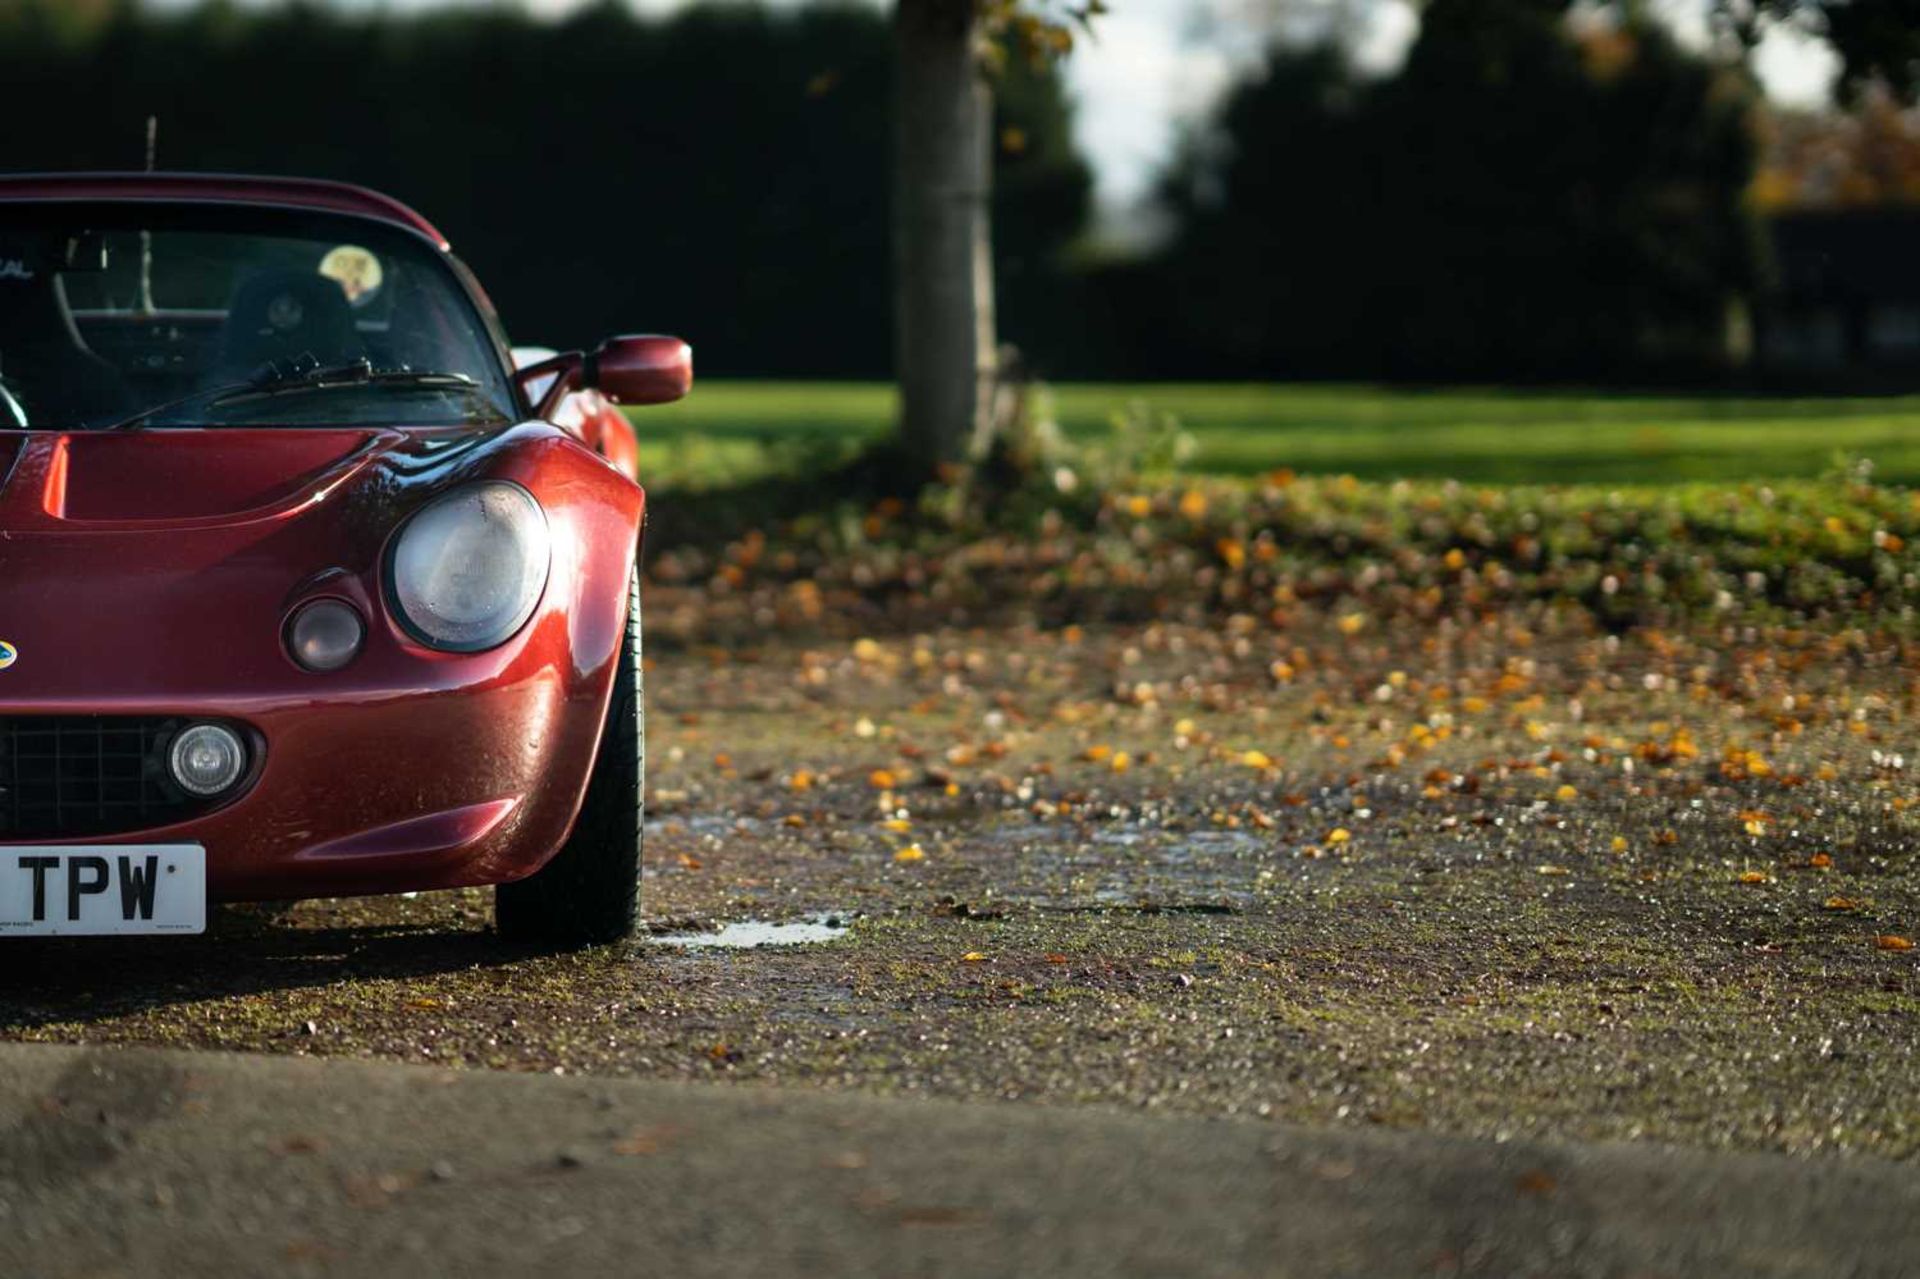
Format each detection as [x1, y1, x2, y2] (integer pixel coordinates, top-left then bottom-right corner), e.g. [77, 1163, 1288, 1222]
[0, 845, 206, 936]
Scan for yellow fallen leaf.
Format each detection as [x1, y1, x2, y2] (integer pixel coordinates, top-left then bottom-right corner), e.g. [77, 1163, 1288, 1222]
[1737, 870, 1771, 885]
[1337, 613, 1366, 635]
[893, 844, 926, 863]
[1610, 836, 1629, 854]
[1555, 784, 1578, 802]
[868, 769, 898, 789]
[852, 637, 883, 662]
[1875, 934, 1914, 951]
[788, 769, 815, 791]
[1110, 751, 1131, 773]
[961, 951, 990, 963]
[1326, 828, 1352, 845]
[879, 818, 912, 833]
[1178, 489, 1208, 519]
[1241, 749, 1274, 769]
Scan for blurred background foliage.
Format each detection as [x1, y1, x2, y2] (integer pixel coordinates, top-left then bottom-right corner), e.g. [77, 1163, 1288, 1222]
[0, 0, 1091, 377]
[1, 0, 1917, 386]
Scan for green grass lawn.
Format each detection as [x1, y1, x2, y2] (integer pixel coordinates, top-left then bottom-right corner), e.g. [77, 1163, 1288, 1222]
[632, 381, 1920, 488]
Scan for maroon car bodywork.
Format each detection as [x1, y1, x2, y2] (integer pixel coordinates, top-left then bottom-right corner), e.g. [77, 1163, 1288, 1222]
[0, 174, 660, 900]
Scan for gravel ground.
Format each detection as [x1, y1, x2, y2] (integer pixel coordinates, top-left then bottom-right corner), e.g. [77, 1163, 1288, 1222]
[6, 609, 1918, 1159]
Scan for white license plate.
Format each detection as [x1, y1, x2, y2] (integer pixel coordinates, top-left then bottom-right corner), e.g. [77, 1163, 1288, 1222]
[0, 845, 206, 936]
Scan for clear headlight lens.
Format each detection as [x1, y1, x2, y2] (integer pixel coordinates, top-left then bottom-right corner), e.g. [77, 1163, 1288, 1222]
[169, 723, 248, 796]
[387, 481, 550, 651]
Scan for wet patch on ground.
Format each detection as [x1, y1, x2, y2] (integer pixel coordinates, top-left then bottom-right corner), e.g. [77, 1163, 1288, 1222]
[653, 914, 853, 949]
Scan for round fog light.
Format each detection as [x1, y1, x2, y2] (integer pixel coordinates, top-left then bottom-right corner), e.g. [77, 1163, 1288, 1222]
[169, 723, 247, 797]
[288, 598, 365, 672]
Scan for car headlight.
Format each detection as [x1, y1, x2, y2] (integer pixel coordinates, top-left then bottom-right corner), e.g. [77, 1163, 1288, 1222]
[387, 481, 550, 652]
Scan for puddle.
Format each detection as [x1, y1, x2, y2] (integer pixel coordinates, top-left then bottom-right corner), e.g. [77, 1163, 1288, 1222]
[975, 818, 1289, 910]
[653, 913, 849, 949]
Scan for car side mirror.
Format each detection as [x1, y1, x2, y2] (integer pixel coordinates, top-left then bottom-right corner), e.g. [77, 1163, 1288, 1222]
[587, 335, 692, 405]
[516, 335, 692, 418]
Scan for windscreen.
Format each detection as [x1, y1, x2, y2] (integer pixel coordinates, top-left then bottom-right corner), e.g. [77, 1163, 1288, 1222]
[0, 203, 516, 430]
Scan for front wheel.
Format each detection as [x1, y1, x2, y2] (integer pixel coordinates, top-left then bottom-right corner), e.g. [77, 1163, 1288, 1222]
[495, 570, 644, 947]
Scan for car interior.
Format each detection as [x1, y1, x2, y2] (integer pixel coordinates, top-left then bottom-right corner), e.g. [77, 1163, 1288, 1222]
[0, 222, 507, 429]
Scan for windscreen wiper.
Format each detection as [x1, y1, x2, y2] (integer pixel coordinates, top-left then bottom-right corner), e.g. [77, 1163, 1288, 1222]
[100, 358, 481, 432]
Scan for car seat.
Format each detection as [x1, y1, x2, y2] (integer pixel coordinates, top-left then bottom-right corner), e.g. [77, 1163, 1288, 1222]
[215, 269, 363, 380]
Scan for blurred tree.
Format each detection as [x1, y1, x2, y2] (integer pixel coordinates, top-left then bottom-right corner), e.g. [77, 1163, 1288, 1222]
[1154, 0, 1763, 379]
[1755, 88, 1920, 208]
[891, 0, 1095, 473]
[893, 0, 996, 470]
[1712, 0, 1920, 103]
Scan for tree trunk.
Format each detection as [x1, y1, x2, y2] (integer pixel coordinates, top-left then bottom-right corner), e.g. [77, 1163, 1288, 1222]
[893, 0, 997, 474]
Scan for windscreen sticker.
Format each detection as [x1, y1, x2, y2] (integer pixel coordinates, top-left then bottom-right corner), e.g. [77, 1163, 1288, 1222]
[318, 244, 383, 306]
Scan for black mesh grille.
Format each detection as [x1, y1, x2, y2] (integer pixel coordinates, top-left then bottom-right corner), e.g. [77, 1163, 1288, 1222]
[0, 716, 222, 839]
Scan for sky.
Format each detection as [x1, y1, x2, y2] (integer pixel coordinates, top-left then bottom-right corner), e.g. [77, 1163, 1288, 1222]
[151, 0, 1843, 211]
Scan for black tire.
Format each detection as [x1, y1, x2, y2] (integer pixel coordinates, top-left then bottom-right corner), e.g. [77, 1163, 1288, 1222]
[496, 569, 644, 947]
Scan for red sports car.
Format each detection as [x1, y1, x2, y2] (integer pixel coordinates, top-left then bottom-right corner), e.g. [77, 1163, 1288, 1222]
[0, 173, 687, 946]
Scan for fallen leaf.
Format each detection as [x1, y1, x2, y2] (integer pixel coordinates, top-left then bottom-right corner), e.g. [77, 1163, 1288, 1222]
[961, 952, 989, 963]
[1515, 1169, 1557, 1197]
[893, 844, 926, 863]
[1875, 934, 1914, 951]
[270, 1134, 328, 1156]
[611, 1124, 682, 1156]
